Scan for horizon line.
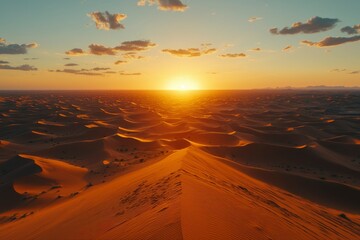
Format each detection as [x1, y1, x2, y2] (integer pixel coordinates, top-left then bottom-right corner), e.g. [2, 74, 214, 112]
[1, 86, 360, 91]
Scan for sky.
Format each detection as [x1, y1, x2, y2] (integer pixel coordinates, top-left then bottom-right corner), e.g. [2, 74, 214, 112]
[0, 0, 359, 90]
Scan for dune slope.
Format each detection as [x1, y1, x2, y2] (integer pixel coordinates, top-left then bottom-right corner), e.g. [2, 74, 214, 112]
[0, 148, 359, 240]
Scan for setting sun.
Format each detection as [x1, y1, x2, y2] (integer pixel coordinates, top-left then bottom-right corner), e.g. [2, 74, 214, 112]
[167, 76, 200, 91]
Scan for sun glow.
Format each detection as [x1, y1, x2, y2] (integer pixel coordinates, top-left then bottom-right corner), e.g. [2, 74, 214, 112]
[167, 76, 200, 91]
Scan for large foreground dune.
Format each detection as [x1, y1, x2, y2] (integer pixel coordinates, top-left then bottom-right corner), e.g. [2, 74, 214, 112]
[0, 90, 359, 239]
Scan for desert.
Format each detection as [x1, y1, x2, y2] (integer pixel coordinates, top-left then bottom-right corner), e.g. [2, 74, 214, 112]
[0, 90, 359, 240]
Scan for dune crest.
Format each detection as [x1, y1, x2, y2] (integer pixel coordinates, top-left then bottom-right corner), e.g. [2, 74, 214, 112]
[1, 148, 359, 239]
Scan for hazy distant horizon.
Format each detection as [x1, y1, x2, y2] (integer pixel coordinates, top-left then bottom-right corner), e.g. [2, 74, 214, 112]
[1, 86, 360, 91]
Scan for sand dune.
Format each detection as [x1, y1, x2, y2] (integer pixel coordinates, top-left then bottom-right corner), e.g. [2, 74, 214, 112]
[203, 143, 360, 187]
[0, 90, 360, 239]
[186, 132, 239, 146]
[13, 154, 88, 195]
[1, 148, 359, 239]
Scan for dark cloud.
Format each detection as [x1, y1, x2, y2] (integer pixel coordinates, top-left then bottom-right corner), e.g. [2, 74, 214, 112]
[137, 0, 187, 12]
[24, 58, 38, 60]
[51, 69, 103, 76]
[50, 67, 113, 76]
[65, 48, 86, 56]
[0, 64, 37, 71]
[203, 48, 217, 54]
[270, 16, 339, 35]
[64, 57, 71, 60]
[220, 53, 246, 58]
[0, 60, 9, 64]
[251, 48, 261, 51]
[283, 45, 293, 51]
[162, 48, 200, 57]
[115, 60, 128, 65]
[301, 35, 360, 47]
[162, 48, 201, 57]
[349, 71, 359, 74]
[162, 46, 217, 57]
[88, 11, 127, 30]
[66, 40, 156, 56]
[0, 38, 38, 54]
[92, 67, 111, 71]
[115, 40, 157, 51]
[341, 24, 360, 35]
[89, 44, 117, 55]
[64, 63, 78, 67]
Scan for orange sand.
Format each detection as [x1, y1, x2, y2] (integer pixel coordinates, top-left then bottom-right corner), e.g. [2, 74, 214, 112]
[0, 90, 359, 239]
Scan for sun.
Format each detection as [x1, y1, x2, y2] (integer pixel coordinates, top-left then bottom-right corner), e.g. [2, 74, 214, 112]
[167, 76, 200, 91]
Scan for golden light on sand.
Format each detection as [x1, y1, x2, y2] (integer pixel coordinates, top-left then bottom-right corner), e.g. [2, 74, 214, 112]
[2, 91, 360, 240]
[167, 76, 200, 91]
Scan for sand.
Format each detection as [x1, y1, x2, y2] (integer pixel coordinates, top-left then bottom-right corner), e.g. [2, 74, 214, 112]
[0, 90, 359, 239]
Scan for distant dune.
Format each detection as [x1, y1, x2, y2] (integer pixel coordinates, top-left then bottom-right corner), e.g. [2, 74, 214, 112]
[0, 90, 360, 239]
